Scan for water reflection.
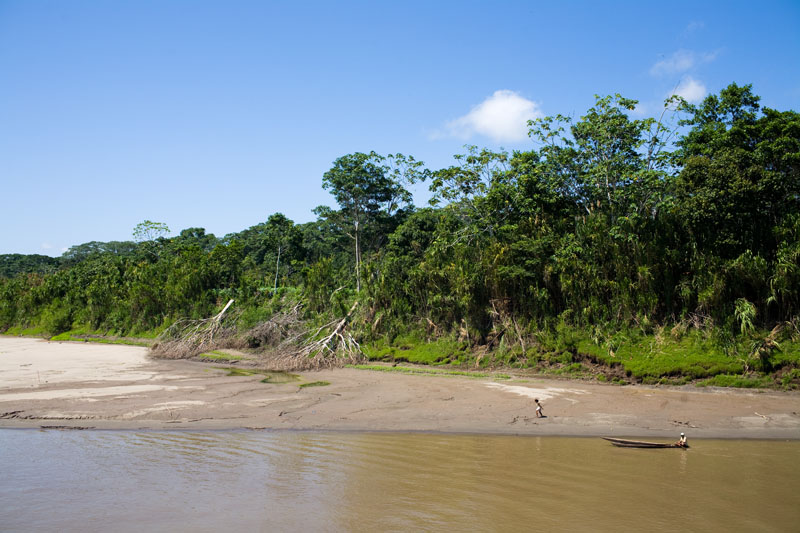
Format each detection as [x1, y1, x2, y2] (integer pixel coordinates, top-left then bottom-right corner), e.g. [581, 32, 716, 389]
[1, 430, 798, 532]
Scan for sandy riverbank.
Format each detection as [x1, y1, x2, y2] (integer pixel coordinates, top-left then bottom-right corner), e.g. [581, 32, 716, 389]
[1, 336, 798, 438]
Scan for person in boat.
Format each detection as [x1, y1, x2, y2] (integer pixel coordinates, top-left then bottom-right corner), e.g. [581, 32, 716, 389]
[676, 432, 688, 447]
[535, 399, 544, 418]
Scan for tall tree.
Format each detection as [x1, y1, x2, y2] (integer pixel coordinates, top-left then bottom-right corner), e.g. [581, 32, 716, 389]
[133, 220, 170, 242]
[675, 83, 800, 260]
[320, 152, 420, 291]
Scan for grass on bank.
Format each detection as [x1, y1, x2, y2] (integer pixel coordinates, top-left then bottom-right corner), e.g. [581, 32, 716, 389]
[2, 326, 154, 347]
[576, 335, 743, 383]
[576, 329, 800, 387]
[696, 374, 776, 388]
[5, 319, 799, 390]
[3, 325, 49, 337]
[361, 334, 471, 366]
[349, 364, 510, 380]
[360, 325, 800, 390]
[198, 350, 245, 362]
[48, 329, 150, 346]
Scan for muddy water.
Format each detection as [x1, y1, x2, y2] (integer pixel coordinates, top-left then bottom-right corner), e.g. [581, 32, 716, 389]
[1, 431, 798, 532]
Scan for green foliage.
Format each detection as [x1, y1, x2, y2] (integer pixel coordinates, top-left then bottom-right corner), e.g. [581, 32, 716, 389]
[41, 298, 72, 335]
[61, 241, 138, 266]
[318, 151, 420, 290]
[304, 257, 339, 313]
[2, 325, 48, 336]
[675, 84, 800, 269]
[734, 298, 757, 336]
[0, 254, 60, 278]
[779, 368, 800, 389]
[1, 82, 798, 389]
[133, 220, 170, 242]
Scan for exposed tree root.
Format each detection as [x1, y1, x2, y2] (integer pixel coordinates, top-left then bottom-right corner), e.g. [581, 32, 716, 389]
[270, 301, 366, 371]
[151, 299, 235, 359]
[246, 301, 304, 348]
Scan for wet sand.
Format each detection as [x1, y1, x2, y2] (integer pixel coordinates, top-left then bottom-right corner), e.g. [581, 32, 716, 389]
[1, 336, 798, 438]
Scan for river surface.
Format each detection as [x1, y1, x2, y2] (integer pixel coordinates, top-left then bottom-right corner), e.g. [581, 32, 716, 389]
[1, 430, 798, 532]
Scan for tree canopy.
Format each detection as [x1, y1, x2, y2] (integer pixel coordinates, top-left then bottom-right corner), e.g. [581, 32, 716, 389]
[1, 83, 798, 378]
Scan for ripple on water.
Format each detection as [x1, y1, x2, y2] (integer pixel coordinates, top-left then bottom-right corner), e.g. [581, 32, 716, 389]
[0, 430, 798, 532]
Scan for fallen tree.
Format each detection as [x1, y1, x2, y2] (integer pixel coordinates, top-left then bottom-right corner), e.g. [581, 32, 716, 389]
[246, 301, 304, 348]
[150, 296, 367, 371]
[151, 299, 236, 359]
[269, 301, 366, 371]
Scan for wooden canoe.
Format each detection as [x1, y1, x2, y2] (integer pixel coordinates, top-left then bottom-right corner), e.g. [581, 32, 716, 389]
[603, 437, 688, 449]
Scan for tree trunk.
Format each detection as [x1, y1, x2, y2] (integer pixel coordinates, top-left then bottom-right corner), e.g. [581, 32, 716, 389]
[273, 245, 281, 294]
[354, 220, 361, 292]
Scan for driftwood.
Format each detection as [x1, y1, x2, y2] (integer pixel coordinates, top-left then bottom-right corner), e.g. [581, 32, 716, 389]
[247, 301, 304, 347]
[152, 299, 235, 359]
[271, 301, 366, 371]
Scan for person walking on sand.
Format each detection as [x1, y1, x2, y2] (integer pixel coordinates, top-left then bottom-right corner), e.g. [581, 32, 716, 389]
[535, 398, 544, 418]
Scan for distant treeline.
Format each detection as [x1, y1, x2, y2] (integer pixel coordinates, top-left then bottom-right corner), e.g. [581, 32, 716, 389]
[2, 83, 799, 344]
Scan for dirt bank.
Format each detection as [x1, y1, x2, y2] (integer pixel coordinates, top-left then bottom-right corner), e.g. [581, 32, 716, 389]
[1, 337, 798, 438]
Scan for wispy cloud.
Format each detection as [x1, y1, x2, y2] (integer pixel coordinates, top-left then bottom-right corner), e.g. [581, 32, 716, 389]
[669, 76, 708, 104]
[435, 90, 543, 143]
[650, 49, 717, 77]
[684, 21, 705, 34]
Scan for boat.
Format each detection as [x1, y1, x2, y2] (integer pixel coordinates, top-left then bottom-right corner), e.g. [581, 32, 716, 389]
[602, 437, 689, 449]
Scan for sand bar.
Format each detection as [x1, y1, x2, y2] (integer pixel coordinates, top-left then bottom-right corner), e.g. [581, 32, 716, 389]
[1, 336, 798, 438]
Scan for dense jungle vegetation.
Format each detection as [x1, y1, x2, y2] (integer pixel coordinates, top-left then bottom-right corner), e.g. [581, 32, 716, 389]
[2, 83, 800, 387]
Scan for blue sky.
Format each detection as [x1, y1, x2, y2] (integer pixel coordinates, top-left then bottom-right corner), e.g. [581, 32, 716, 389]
[1, 0, 798, 255]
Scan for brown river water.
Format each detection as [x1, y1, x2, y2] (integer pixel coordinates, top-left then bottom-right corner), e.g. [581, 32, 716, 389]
[1, 430, 798, 532]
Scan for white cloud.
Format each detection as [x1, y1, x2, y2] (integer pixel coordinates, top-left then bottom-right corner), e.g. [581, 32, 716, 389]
[670, 76, 708, 103]
[40, 242, 53, 250]
[441, 90, 543, 143]
[650, 49, 696, 76]
[685, 21, 705, 33]
[650, 49, 717, 77]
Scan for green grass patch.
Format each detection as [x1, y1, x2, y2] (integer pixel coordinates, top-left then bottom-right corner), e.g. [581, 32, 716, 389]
[696, 374, 775, 388]
[349, 364, 509, 380]
[3, 325, 48, 337]
[572, 328, 800, 387]
[780, 368, 800, 389]
[198, 350, 244, 362]
[48, 330, 150, 346]
[577, 331, 745, 381]
[772, 342, 800, 369]
[299, 380, 330, 388]
[362, 334, 470, 366]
